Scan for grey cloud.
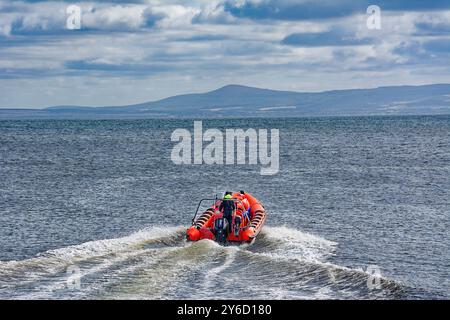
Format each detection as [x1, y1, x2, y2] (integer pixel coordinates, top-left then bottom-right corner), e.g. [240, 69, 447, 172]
[415, 21, 450, 35]
[142, 7, 167, 28]
[282, 29, 374, 47]
[223, 0, 450, 21]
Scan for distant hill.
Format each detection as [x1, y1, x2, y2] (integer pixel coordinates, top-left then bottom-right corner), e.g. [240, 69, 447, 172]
[1, 84, 450, 119]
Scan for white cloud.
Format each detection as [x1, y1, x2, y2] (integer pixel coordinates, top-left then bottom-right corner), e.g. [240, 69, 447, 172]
[0, 18, 12, 36]
[82, 5, 147, 30]
[192, 2, 236, 24]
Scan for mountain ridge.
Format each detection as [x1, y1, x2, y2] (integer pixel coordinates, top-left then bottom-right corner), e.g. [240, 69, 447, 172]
[1, 84, 450, 119]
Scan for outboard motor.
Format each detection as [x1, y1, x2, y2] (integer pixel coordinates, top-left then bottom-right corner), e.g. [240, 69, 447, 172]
[213, 217, 229, 244]
[233, 216, 242, 237]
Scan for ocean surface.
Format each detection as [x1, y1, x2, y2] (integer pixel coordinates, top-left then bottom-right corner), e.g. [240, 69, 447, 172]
[0, 116, 449, 299]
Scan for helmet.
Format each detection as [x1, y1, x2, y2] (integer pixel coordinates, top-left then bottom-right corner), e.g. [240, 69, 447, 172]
[224, 194, 232, 200]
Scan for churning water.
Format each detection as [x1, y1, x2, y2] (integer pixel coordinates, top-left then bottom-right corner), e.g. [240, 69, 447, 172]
[0, 116, 449, 299]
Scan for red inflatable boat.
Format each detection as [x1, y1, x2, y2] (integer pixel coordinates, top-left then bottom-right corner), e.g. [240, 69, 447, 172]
[186, 191, 267, 244]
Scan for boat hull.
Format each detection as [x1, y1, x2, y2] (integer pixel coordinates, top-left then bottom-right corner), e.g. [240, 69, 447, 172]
[186, 192, 267, 243]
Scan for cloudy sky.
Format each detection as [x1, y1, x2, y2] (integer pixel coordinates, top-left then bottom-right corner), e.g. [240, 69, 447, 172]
[1, 0, 450, 108]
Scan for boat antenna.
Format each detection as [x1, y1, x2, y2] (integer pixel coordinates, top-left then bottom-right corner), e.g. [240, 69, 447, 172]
[214, 192, 220, 210]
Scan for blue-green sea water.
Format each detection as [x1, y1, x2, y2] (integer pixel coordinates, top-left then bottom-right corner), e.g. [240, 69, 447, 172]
[0, 116, 449, 299]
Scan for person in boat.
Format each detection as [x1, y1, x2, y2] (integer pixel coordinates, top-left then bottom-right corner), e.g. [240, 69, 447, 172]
[219, 191, 235, 234]
[236, 191, 251, 223]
